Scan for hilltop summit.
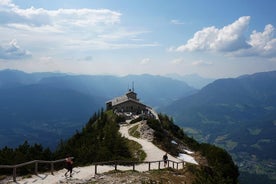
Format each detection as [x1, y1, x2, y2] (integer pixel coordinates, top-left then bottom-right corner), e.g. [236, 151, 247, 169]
[1, 108, 239, 184]
[3, 111, 238, 183]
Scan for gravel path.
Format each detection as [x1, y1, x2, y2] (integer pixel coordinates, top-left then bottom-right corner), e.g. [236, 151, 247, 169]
[6, 121, 191, 184]
[119, 122, 181, 162]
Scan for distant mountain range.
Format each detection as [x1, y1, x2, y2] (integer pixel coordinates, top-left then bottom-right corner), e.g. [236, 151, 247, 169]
[2, 69, 275, 183]
[162, 71, 276, 182]
[166, 73, 215, 89]
[0, 69, 195, 149]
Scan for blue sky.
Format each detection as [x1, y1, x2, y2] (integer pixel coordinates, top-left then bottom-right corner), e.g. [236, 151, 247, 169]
[0, 0, 276, 78]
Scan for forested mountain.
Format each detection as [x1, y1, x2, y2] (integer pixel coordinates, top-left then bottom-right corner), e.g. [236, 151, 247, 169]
[0, 69, 195, 149]
[162, 71, 276, 183]
[0, 111, 239, 184]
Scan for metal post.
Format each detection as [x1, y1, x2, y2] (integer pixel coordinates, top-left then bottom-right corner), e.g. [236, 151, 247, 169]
[133, 163, 135, 171]
[148, 162, 151, 171]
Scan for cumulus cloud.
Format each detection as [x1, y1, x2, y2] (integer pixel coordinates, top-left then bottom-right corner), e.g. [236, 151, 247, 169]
[175, 16, 276, 58]
[0, 39, 31, 60]
[246, 24, 276, 57]
[176, 16, 251, 52]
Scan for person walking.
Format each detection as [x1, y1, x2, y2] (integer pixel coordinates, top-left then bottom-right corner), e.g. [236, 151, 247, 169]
[65, 156, 73, 177]
[163, 153, 168, 167]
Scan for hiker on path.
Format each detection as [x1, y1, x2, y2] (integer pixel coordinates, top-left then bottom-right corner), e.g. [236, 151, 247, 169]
[65, 156, 73, 177]
[163, 153, 168, 167]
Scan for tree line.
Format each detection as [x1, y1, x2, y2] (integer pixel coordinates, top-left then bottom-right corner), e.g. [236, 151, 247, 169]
[0, 109, 133, 175]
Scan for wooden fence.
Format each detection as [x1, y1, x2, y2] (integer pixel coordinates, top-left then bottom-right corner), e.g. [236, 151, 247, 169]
[0, 158, 185, 182]
[92, 159, 185, 175]
[0, 157, 73, 182]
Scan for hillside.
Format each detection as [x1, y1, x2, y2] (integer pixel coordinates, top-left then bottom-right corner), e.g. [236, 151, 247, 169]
[0, 111, 239, 184]
[0, 69, 195, 149]
[162, 71, 276, 183]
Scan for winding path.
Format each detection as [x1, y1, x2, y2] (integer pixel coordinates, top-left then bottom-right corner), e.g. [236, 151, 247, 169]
[7, 121, 195, 184]
[119, 121, 180, 162]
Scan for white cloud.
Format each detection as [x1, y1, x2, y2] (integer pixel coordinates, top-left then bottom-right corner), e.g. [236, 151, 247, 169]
[0, 0, 15, 8]
[140, 58, 151, 65]
[0, 1, 121, 28]
[171, 58, 185, 64]
[39, 56, 53, 62]
[176, 16, 250, 52]
[98, 29, 150, 42]
[167, 46, 176, 52]
[0, 0, 156, 54]
[175, 16, 276, 58]
[171, 19, 185, 25]
[192, 60, 212, 66]
[246, 24, 276, 57]
[0, 39, 31, 60]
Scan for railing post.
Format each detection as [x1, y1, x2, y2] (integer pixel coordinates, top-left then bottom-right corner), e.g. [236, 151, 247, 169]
[13, 167, 16, 182]
[177, 162, 179, 170]
[133, 163, 135, 171]
[95, 164, 97, 175]
[173, 161, 175, 169]
[182, 161, 185, 168]
[158, 161, 160, 170]
[115, 162, 117, 171]
[51, 162, 54, 175]
[148, 162, 151, 171]
[35, 161, 38, 175]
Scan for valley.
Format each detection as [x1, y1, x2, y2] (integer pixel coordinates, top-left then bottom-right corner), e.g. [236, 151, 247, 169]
[163, 71, 276, 183]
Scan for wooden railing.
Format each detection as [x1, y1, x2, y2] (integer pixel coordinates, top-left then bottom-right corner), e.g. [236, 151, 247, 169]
[93, 159, 186, 175]
[0, 158, 185, 182]
[0, 157, 73, 182]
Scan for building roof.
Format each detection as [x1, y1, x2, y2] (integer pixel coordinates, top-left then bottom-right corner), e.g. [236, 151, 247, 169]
[107, 90, 146, 107]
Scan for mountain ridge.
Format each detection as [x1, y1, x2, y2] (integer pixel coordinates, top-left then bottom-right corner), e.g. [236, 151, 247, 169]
[162, 70, 276, 183]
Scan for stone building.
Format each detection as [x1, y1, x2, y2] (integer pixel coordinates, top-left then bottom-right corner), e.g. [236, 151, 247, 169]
[106, 89, 147, 115]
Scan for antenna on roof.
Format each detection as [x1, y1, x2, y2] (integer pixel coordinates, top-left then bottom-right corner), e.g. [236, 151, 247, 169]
[132, 81, 135, 92]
